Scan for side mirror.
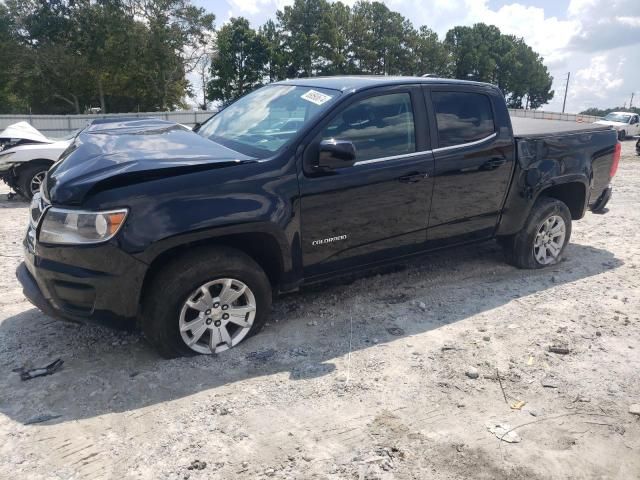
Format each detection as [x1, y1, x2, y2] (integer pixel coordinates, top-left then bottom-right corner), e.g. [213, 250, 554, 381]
[317, 139, 356, 170]
[192, 122, 201, 132]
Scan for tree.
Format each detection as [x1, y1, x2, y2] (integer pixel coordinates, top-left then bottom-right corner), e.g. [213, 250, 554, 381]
[407, 26, 450, 77]
[318, 1, 352, 75]
[0, 4, 29, 113]
[2, 0, 215, 113]
[444, 23, 554, 108]
[350, 1, 413, 75]
[277, 0, 331, 77]
[207, 17, 268, 104]
[259, 19, 288, 82]
[133, 0, 215, 110]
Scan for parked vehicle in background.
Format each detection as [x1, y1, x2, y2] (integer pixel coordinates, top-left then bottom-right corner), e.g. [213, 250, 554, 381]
[17, 77, 620, 358]
[0, 122, 73, 199]
[594, 112, 640, 140]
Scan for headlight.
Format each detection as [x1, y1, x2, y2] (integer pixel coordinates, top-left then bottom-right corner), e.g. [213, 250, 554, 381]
[39, 207, 128, 245]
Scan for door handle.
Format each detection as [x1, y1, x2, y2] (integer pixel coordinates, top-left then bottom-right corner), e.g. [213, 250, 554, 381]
[481, 157, 506, 170]
[398, 172, 428, 183]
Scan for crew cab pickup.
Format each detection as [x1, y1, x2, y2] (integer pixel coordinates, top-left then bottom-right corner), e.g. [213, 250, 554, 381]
[17, 76, 620, 357]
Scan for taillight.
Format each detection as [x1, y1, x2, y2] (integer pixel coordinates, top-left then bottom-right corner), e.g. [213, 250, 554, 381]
[610, 142, 621, 177]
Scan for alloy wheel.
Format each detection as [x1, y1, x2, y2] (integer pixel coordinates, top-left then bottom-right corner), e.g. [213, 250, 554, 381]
[533, 215, 566, 265]
[30, 171, 46, 196]
[179, 278, 257, 354]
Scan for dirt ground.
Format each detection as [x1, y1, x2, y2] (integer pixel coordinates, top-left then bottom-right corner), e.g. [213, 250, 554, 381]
[0, 141, 639, 480]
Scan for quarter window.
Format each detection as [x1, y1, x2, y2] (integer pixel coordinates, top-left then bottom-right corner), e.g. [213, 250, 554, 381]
[321, 93, 416, 162]
[432, 91, 495, 148]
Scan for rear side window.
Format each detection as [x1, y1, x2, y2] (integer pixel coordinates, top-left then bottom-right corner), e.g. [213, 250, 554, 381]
[432, 91, 495, 148]
[321, 93, 415, 162]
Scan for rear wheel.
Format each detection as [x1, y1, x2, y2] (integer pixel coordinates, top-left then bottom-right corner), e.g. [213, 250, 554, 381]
[142, 246, 272, 358]
[501, 197, 572, 269]
[16, 163, 50, 199]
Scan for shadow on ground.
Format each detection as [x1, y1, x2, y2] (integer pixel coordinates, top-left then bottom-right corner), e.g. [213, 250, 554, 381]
[0, 240, 622, 425]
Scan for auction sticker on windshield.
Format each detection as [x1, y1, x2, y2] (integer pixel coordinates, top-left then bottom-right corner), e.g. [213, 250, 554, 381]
[301, 89, 333, 105]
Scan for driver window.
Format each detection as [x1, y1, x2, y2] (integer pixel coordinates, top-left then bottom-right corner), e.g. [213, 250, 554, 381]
[632, 115, 639, 124]
[320, 93, 416, 162]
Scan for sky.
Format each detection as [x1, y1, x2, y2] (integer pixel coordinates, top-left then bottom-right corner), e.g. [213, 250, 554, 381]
[192, 0, 639, 113]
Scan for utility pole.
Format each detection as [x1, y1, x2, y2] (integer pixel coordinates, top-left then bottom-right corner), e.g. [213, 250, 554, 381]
[562, 72, 570, 113]
[630, 92, 635, 109]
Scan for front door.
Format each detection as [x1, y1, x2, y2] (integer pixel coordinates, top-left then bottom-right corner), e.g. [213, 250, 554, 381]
[299, 87, 434, 278]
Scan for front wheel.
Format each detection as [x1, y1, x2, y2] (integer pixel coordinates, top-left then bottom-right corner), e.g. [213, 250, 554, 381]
[142, 246, 272, 358]
[618, 130, 626, 141]
[500, 197, 572, 269]
[16, 163, 50, 199]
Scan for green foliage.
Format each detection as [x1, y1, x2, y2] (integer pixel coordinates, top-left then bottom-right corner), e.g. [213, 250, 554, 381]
[207, 17, 268, 105]
[1, 0, 214, 114]
[444, 23, 554, 108]
[1, 0, 555, 113]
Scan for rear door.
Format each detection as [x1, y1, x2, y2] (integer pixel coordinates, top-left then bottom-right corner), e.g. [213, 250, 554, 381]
[423, 86, 515, 246]
[299, 85, 434, 278]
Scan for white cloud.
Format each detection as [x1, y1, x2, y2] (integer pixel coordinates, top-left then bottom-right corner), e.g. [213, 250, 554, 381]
[387, 0, 638, 112]
[573, 55, 625, 98]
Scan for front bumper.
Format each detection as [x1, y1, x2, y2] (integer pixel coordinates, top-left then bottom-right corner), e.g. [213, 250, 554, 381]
[17, 230, 148, 329]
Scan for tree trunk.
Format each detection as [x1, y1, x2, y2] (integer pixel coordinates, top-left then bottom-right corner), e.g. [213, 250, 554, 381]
[54, 93, 81, 114]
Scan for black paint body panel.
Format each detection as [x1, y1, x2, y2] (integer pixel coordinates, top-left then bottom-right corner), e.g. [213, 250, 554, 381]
[19, 77, 617, 324]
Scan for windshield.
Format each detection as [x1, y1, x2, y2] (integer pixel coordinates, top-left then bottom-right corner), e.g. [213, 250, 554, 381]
[197, 85, 340, 157]
[603, 113, 632, 123]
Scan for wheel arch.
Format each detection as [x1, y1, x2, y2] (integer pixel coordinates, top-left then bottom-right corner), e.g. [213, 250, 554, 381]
[14, 158, 55, 172]
[138, 229, 289, 314]
[536, 181, 587, 220]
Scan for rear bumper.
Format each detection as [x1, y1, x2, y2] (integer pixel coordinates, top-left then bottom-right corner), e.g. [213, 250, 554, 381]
[590, 186, 612, 213]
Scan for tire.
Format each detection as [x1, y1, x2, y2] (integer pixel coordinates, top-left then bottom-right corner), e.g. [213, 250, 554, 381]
[501, 197, 572, 269]
[618, 130, 626, 141]
[142, 246, 272, 358]
[16, 163, 50, 200]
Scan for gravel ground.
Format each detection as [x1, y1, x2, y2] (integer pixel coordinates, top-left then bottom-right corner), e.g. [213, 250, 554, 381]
[0, 140, 639, 480]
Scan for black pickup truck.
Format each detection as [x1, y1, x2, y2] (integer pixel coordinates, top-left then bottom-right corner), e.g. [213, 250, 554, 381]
[17, 76, 620, 357]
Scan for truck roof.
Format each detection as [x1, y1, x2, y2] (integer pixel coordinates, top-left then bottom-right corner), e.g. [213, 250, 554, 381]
[276, 75, 498, 92]
[510, 117, 612, 138]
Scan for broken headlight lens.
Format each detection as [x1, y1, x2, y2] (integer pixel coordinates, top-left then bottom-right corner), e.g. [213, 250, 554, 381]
[39, 208, 128, 245]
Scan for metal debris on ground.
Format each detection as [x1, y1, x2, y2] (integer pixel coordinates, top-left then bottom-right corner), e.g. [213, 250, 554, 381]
[17, 359, 64, 381]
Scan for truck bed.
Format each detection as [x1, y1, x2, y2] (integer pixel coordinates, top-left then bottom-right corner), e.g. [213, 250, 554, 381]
[511, 116, 610, 138]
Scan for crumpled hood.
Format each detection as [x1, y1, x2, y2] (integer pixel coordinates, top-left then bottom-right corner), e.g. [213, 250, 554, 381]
[45, 117, 255, 204]
[0, 121, 51, 143]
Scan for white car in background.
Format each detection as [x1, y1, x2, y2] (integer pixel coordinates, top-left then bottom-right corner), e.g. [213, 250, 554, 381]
[594, 111, 640, 140]
[0, 122, 74, 199]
